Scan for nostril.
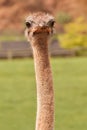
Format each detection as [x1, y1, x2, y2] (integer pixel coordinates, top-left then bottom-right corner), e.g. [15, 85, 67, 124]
[41, 26, 45, 29]
[33, 31, 37, 35]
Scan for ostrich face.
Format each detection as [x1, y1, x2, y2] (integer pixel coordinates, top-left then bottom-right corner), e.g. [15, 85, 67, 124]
[25, 12, 55, 43]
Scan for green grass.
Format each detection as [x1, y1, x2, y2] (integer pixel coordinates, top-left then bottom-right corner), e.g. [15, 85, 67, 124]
[0, 57, 87, 130]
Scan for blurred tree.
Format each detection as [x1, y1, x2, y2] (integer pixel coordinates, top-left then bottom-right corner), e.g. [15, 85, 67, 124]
[58, 17, 87, 50]
[56, 12, 72, 24]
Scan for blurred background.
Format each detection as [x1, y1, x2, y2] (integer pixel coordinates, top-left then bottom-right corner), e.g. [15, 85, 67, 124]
[0, 0, 87, 57]
[0, 0, 87, 130]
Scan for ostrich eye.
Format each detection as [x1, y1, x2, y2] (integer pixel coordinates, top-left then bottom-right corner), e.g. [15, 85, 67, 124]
[26, 22, 32, 28]
[47, 20, 55, 27]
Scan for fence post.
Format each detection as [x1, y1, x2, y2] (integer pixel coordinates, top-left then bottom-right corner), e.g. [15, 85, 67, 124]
[7, 50, 13, 59]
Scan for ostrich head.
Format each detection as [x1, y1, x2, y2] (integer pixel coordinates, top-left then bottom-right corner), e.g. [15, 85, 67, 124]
[25, 12, 55, 45]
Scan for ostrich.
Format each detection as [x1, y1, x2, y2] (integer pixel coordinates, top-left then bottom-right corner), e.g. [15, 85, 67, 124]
[25, 12, 55, 130]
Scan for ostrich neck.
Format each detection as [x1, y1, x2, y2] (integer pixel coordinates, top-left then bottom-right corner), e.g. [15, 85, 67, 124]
[32, 38, 54, 130]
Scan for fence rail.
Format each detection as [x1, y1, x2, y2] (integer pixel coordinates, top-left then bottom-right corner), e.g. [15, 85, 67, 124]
[0, 41, 75, 59]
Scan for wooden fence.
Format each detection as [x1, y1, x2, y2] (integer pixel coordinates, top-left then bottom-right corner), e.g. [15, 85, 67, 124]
[0, 40, 75, 59]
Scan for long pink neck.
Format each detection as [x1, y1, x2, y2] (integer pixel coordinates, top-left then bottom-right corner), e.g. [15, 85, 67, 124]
[32, 40, 54, 130]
